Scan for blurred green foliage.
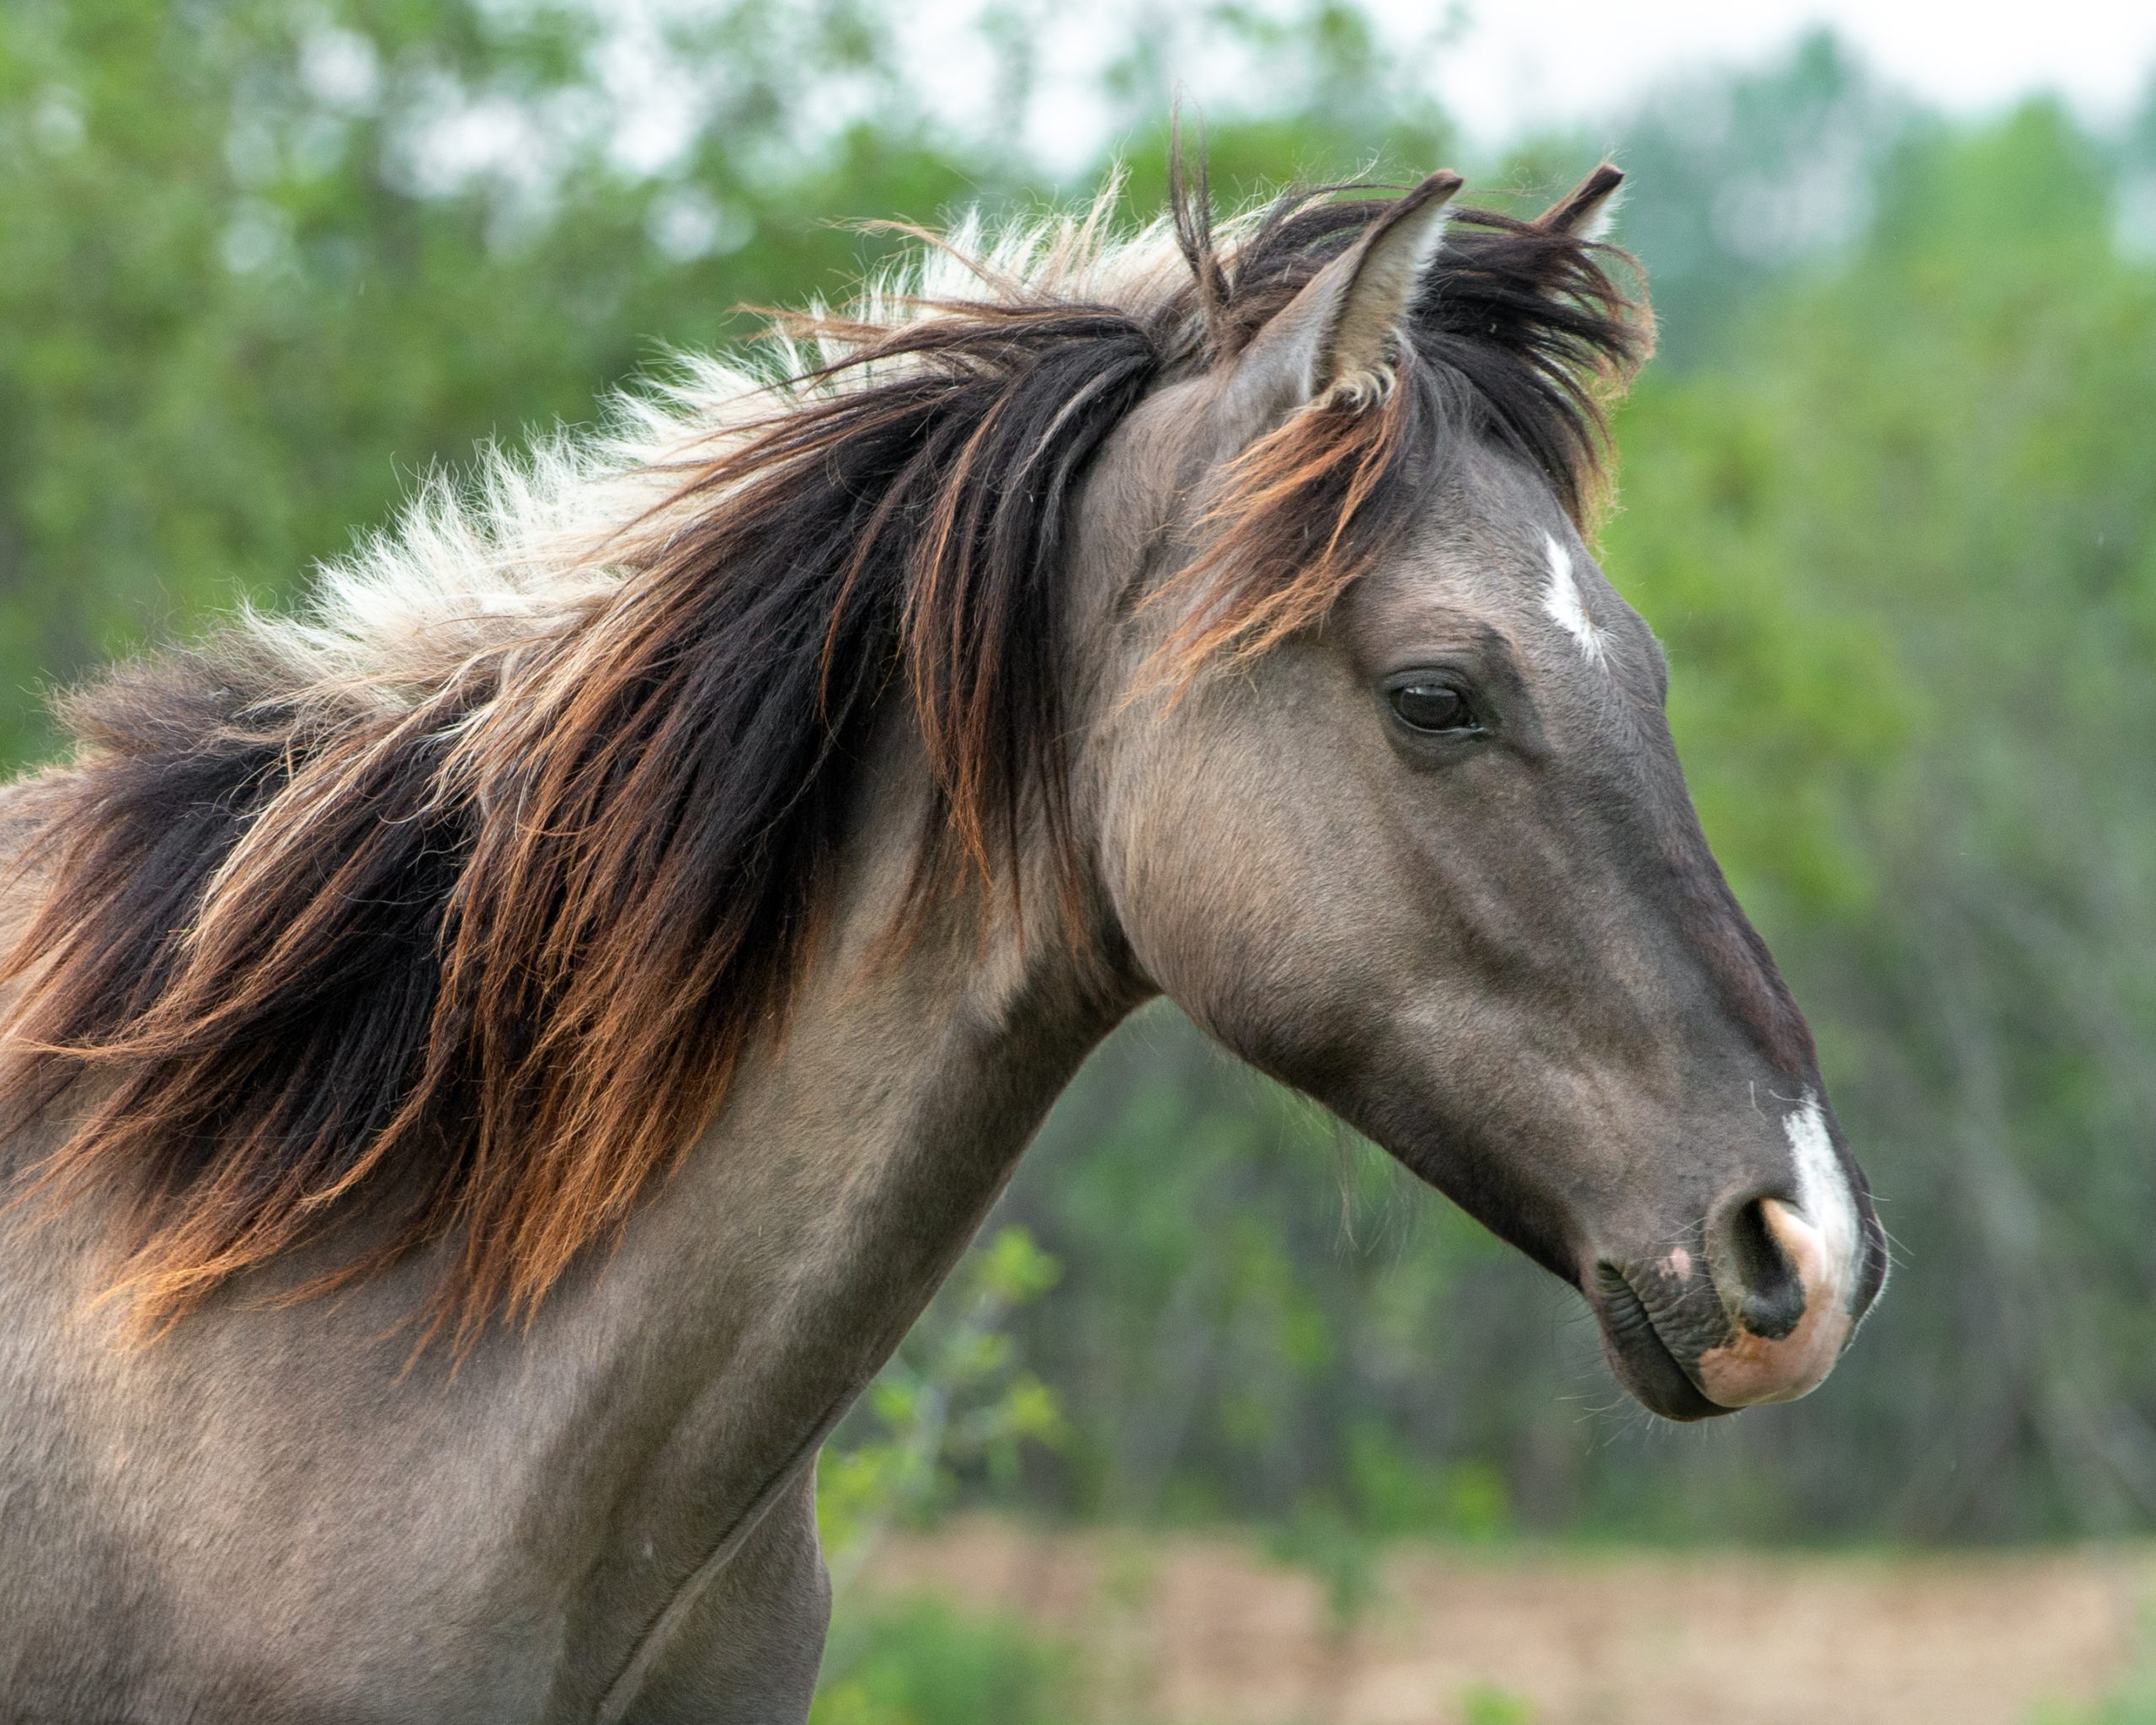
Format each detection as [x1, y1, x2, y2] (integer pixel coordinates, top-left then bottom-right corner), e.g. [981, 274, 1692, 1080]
[8, 0, 2156, 1582]
[818, 1227, 1067, 1598]
[811, 1227, 1077, 1715]
[1457, 1688, 1538, 1725]
[0, 0, 987, 762]
[807, 1596, 1086, 1725]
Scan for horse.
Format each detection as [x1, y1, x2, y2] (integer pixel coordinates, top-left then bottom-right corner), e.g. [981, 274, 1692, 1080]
[0, 164, 1886, 1721]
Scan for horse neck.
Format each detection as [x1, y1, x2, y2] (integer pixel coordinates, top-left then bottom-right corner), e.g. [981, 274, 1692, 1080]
[532, 718, 1139, 1558]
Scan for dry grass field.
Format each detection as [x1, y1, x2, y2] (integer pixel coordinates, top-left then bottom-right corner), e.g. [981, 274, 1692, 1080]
[860, 1519, 2153, 1724]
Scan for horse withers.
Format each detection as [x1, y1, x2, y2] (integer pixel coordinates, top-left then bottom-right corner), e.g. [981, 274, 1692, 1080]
[0, 167, 1885, 1720]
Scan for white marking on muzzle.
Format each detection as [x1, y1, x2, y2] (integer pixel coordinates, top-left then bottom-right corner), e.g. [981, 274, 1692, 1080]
[1540, 533, 1606, 666]
[1784, 1094, 1860, 1296]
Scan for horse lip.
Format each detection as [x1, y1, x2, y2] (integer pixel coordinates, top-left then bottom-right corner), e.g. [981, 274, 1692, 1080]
[1592, 1265, 1732, 1423]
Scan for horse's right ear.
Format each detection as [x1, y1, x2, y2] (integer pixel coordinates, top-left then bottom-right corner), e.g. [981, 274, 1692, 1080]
[1216, 171, 1463, 437]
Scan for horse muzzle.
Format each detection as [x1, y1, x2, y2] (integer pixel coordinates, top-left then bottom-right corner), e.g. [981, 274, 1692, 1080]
[1589, 1184, 1886, 1423]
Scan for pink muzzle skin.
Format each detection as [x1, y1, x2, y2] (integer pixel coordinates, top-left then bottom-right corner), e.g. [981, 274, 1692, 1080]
[1693, 1196, 1858, 1408]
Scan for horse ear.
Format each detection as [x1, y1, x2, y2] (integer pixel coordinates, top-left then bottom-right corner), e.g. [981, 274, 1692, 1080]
[1538, 163, 1624, 240]
[1219, 169, 1463, 430]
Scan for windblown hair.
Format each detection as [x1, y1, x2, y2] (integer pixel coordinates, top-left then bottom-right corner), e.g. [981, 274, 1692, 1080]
[0, 173, 1647, 1346]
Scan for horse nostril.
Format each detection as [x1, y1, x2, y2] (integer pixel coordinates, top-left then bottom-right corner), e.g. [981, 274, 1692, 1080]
[1689, 1181, 1865, 1410]
[1716, 1196, 1808, 1340]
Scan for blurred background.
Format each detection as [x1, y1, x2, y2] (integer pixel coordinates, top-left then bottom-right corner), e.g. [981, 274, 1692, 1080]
[6, 1, 2156, 1718]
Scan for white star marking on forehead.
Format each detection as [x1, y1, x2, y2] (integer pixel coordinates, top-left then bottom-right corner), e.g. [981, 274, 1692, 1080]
[1541, 532, 1607, 667]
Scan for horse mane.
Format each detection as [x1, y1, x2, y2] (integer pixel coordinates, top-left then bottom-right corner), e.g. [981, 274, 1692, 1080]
[0, 175, 1648, 1348]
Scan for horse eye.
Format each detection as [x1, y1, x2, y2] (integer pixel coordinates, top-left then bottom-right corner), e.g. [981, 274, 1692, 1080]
[1389, 681, 1476, 733]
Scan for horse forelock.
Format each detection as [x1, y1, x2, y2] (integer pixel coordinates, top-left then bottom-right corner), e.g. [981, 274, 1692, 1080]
[0, 173, 1650, 1348]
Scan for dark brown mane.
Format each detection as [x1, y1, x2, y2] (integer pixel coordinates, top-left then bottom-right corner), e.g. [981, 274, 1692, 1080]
[0, 176, 1648, 1347]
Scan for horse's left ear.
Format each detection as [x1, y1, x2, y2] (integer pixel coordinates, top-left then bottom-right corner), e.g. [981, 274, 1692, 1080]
[1219, 170, 1463, 431]
[1538, 163, 1625, 240]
